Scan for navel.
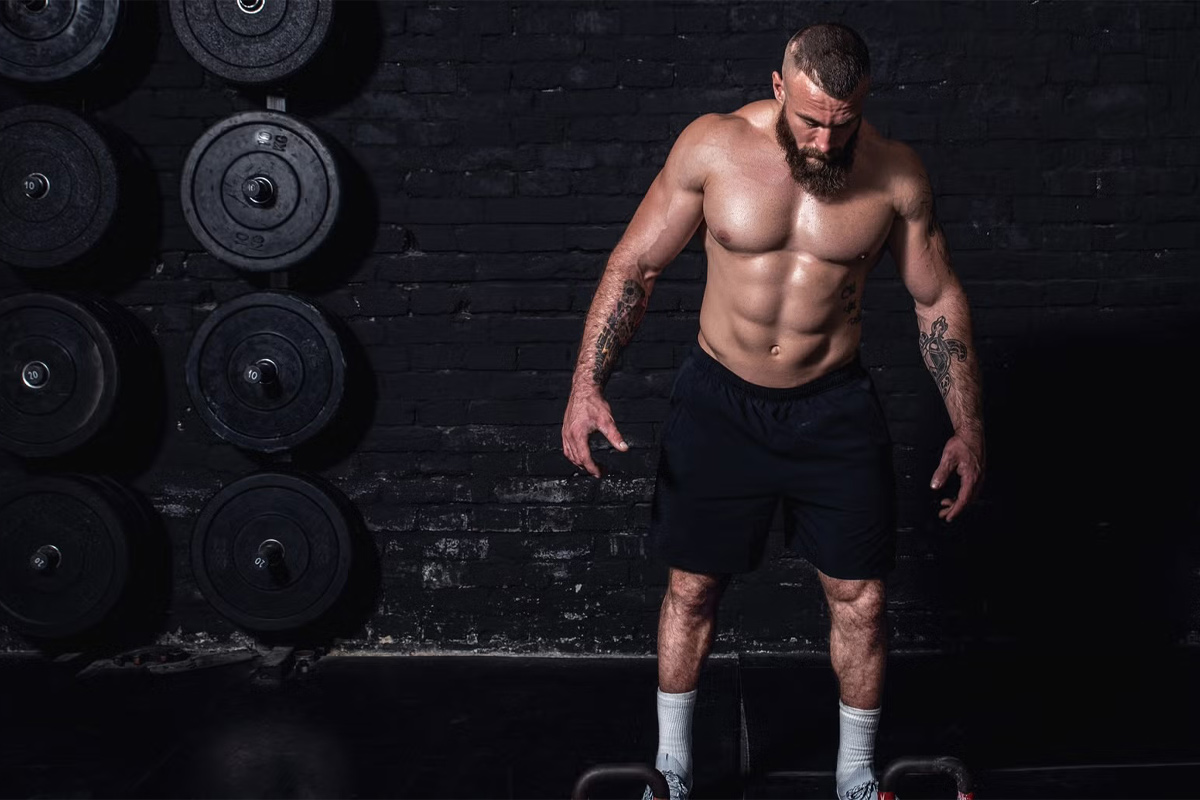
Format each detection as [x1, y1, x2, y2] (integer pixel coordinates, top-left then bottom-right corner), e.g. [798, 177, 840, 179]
[770, 344, 781, 356]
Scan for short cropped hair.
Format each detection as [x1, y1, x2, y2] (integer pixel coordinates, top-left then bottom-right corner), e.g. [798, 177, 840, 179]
[783, 23, 871, 100]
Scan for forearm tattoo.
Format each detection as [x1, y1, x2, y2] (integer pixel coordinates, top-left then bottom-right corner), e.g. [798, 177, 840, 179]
[920, 315, 968, 398]
[840, 280, 862, 325]
[592, 279, 648, 386]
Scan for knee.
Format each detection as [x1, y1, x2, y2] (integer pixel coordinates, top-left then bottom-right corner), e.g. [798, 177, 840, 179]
[827, 583, 886, 633]
[667, 570, 727, 617]
[830, 596, 886, 633]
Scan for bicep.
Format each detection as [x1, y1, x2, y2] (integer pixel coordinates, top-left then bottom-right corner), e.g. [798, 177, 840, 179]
[886, 154, 960, 308]
[611, 117, 712, 278]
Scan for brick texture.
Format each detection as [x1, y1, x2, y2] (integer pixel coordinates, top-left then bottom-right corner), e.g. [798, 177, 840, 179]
[0, 1, 1197, 655]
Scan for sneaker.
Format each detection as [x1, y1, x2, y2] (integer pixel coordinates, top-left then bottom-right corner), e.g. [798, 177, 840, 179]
[639, 753, 691, 800]
[839, 778, 880, 800]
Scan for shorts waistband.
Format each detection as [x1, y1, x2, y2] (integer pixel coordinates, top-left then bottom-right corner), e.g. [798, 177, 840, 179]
[688, 342, 866, 401]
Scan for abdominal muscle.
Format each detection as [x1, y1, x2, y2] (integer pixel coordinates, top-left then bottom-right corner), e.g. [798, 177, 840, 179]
[696, 243, 869, 389]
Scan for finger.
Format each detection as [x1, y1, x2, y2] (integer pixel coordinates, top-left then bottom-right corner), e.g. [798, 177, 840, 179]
[944, 468, 981, 521]
[578, 447, 602, 478]
[562, 438, 579, 468]
[596, 418, 629, 452]
[930, 451, 956, 490]
[944, 494, 967, 522]
[956, 471, 979, 506]
[936, 496, 953, 521]
[565, 429, 598, 476]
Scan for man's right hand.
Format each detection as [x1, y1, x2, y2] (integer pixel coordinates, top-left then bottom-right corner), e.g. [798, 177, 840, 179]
[561, 387, 629, 478]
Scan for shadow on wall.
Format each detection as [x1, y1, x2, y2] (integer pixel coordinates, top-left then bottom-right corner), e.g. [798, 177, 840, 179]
[271, 0, 384, 120]
[959, 308, 1199, 657]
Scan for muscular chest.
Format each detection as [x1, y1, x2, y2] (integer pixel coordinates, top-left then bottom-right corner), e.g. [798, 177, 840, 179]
[702, 161, 895, 265]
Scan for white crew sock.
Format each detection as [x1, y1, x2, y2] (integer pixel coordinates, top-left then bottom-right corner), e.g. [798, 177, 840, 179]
[655, 687, 696, 786]
[836, 699, 881, 800]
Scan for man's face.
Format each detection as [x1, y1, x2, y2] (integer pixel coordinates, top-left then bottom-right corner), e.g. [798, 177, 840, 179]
[772, 69, 866, 198]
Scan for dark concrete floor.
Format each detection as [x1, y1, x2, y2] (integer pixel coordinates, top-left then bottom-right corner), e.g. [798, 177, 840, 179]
[1, 644, 1198, 799]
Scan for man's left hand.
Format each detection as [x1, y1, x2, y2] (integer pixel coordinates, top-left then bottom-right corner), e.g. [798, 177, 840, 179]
[930, 432, 985, 523]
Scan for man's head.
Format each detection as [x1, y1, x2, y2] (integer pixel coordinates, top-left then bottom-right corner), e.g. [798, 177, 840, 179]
[772, 23, 871, 198]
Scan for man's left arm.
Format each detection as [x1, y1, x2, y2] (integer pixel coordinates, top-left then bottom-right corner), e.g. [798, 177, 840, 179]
[885, 145, 985, 522]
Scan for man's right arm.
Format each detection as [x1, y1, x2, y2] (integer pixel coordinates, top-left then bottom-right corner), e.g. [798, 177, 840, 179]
[570, 114, 714, 396]
[562, 114, 715, 477]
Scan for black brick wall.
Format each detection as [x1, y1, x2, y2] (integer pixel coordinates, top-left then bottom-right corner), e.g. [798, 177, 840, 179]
[1, 1, 1197, 655]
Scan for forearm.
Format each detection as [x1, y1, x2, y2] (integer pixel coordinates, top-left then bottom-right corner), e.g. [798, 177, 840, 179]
[571, 259, 651, 394]
[915, 288, 984, 443]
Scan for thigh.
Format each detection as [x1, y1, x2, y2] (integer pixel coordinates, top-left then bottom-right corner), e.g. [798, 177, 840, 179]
[779, 377, 897, 580]
[649, 370, 779, 574]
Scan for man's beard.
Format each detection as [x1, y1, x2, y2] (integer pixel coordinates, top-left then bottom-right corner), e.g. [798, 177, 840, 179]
[774, 109, 860, 198]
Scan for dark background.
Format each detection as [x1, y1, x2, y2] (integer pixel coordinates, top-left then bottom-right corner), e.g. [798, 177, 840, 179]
[1, 0, 1197, 658]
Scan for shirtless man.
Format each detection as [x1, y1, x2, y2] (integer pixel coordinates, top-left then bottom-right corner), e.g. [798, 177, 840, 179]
[561, 23, 985, 800]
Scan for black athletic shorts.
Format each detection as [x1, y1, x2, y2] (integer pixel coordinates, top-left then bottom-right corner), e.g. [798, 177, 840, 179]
[648, 341, 897, 579]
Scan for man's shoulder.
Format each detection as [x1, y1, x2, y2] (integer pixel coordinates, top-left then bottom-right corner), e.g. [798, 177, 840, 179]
[872, 135, 931, 217]
[666, 110, 754, 185]
[880, 137, 926, 178]
[677, 106, 759, 148]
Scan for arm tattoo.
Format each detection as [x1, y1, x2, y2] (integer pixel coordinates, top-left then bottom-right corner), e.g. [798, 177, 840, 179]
[919, 315, 968, 398]
[840, 280, 862, 325]
[592, 279, 648, 386]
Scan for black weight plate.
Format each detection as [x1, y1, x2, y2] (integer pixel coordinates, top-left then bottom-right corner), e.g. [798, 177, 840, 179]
[180, 111, 340, 272]
[0, 291, 122, 458]
[71, 474, 144, 540]
[191, 471, 354, 632]
[168, 0, 333, 85]
[0, 105, 120, 269]
[0, 474, 132, 639]
[185, 291, 346, 452]
[0, 0, 121, 83]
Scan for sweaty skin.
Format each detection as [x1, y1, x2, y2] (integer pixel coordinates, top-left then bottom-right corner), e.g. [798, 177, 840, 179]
[564, 68, 985, 521]
[694, 98, 887, 386]
[563, 64, 985, 800]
